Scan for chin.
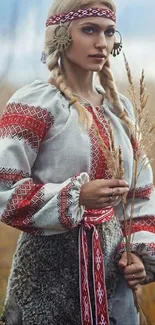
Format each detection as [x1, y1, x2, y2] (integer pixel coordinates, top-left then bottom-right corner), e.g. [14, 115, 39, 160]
[76, 62, 105, 72]
[89, 64, 105, 72]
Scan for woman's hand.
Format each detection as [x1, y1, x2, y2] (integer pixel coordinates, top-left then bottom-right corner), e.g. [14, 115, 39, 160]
[119, 252, 146, 290]
[79, 179, 129, 209]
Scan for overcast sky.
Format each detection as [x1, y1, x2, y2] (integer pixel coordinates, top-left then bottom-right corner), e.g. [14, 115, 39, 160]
[0, 0, 155, 86]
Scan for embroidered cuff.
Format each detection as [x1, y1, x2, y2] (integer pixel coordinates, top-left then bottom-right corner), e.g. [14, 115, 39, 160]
[58, 172, 89, 229]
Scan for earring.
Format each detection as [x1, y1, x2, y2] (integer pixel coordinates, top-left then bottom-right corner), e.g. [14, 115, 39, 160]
[51, 24, 72, 53]
[111, 31, 123, 57]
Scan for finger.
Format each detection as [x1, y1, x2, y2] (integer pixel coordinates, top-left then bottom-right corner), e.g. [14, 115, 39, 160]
[94, 197, 122, 208]
[96, 197, 121, 209]
[94, 194, 126, 208]
[98, 195, 120, 203]
[127, 279, 143, 290]
[99, 179, 129, 188]
[118, 252, 128, 269]
[124, 264, 145, 276]
[112, 187, 129, 196]
[125, 272, 146, 282]
[99, 187, 129, 198]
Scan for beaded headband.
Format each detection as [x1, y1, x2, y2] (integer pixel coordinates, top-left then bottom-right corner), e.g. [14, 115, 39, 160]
[46, 8, 116, 27]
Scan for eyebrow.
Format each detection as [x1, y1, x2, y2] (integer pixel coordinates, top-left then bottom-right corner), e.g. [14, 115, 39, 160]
[79, 22, 116, 28]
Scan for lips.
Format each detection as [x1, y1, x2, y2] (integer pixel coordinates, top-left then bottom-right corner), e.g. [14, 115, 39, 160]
[89, 54, 106, 59]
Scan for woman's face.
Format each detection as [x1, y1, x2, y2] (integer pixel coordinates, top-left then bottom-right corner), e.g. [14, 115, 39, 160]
[65, 4, 116, 71]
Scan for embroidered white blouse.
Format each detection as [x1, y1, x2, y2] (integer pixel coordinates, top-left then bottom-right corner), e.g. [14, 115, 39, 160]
[0, 79, 155, 281]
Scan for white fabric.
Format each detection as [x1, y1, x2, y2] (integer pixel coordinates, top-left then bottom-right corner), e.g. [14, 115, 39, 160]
[0, 80, 154, 241]
[131, 231, 155, 243]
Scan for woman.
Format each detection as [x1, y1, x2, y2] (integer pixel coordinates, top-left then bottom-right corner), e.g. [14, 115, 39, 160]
[0, 0, 155, 324]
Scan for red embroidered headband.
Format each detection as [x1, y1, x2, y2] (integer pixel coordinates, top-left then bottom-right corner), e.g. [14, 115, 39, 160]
[46, 7, 116, 27]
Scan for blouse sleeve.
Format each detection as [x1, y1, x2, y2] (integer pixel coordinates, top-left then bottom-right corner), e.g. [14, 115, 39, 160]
[0, 81, 89, 236]
[116, 94, 155, 284]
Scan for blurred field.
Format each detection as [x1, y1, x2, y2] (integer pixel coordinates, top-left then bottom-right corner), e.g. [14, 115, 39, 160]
[0, 80, 155, 322]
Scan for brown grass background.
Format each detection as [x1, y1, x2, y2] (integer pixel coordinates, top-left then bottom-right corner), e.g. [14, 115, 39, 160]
[0, 81, 155, 323]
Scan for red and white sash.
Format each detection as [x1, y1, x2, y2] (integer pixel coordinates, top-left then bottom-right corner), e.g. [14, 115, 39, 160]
[79, 207, 114, 325]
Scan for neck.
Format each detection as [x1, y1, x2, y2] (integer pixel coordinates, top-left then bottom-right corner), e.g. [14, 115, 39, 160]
[61, 55, 98, 96]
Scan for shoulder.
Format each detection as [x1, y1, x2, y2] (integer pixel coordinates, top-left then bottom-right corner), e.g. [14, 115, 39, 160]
[8, 79, 61, 110]
[4, 80, 69, 127]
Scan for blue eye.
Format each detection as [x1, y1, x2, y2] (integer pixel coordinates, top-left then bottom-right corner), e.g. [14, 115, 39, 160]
[105, 28, 116, 37]
[82, 26, 97, 34]
[81, 26, 116, 36]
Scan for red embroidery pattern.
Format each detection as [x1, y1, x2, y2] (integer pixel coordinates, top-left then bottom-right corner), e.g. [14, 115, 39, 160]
[127, 184, 153, 200]
[46, 8, 116, 27]
[0, 168, 29, 186]
[57, 176, 114, 324]
[1, 179, 44, 235]
[87, 106, 110, 180]
[93, 231, 109, 325]
[79, 208, 114, 325]
[0, 102, 54, 150]
[121, 216, 155, 236]
[89, 124, 104, 180]
[58, 175, 80, 229]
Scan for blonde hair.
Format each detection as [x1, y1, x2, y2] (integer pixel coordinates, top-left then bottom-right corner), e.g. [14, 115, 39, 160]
[44, 0, 134, 133]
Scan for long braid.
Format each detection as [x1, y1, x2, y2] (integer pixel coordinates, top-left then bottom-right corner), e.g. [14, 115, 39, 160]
[50, 63, 93, 130]
[44, 24, 93, 130]
[98, 59, 135, 132]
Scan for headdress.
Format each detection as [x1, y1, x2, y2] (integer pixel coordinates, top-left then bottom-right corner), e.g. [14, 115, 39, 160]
[42, 7, 118, 62]
[42, 6, 122, 63]
[46, 8, 116, 27]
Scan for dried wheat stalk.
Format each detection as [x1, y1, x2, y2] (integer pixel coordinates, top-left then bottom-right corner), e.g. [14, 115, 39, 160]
[103, 55, 154, 319]
[122, 54, 155, 319]
[123, 53, 155, 167]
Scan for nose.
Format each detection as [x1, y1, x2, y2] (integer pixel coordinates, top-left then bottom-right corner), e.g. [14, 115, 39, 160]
[94, 32, 107, 49]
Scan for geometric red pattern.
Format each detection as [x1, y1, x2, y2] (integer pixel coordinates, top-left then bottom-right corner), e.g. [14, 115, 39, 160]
[57, 178, 75, 229]
[121, 215, 155, 236]
[58, 173, 114, 325]
[46, 8, 116, 27]
[0, 102, 54, 150]
[94, 106, 110, 148]
[87, 105, 110, 180]
[0, 168, 29, 186]
[127, 184, 154, 200]
[79, 208, 114, 325]
[89, 123, 104, 181]
[93, 230, 109, 325]
[1, 179, 44, 235]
